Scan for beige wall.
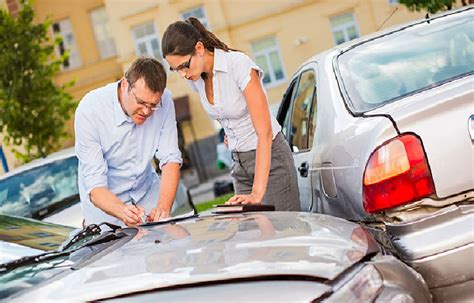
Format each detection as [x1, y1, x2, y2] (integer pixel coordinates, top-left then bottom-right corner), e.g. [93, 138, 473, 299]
[32, 0, 124, 148]
[32, 0, 123, 101]
[3, 0, 465, 172]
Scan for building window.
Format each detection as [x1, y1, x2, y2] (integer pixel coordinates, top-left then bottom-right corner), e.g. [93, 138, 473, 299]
[330, 12, 360, 45]
[90, 6, 117, 59]
[52, 19, 81, 69]
[181, 6, 210, 29]
[251, 36, 286, 87]
[132, 22, 162, 60]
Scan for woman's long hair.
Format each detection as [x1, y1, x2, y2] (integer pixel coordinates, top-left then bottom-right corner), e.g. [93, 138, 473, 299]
[162, 17, 237, 57]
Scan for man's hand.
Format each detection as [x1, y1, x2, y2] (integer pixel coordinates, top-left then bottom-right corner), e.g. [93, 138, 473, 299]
[226, 193, 262, 205]
[148, 206, 171, 222]
[121, 204, 146, 227]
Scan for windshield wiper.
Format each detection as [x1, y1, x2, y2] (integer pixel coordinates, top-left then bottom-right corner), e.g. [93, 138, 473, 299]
[60, 222, 121, 251]
[0, 222, 124, 274]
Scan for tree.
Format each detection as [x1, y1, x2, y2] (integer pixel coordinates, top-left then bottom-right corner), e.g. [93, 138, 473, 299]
[399, 0, 457, 14]
[0, 0, 75, 163]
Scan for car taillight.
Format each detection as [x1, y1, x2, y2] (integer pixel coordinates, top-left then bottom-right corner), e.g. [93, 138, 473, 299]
[363, 134, 435, 213]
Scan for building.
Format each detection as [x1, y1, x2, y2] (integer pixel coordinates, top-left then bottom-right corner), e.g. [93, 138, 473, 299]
[2, 0, 461, 180]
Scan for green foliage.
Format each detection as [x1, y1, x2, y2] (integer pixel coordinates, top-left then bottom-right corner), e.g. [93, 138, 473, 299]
[0, 0, 75, 163]
[399, 0, 456, 14]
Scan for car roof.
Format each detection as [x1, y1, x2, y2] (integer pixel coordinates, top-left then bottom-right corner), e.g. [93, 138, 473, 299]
[0, 147, 76, 181]
[12, 212, 379, 302]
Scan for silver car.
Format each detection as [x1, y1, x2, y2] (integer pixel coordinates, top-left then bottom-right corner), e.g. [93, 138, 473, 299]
[0, 148, 194, 228]
[1, 211, 431, 302]
[276, 7, 473, 302]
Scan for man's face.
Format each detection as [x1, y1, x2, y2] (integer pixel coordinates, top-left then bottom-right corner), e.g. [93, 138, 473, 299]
[124, 78, 162, 125]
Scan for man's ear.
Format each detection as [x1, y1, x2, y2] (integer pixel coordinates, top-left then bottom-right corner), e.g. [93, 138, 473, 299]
[120, 77, 129, 91]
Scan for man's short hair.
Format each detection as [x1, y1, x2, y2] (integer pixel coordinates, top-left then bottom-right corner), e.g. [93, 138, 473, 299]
[125, 57, 167, 93]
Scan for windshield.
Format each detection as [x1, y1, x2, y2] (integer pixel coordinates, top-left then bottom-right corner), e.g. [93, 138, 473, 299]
[0, 156, 79, 218]
[337, 10, 474, 113]
[0, 221, 136, 300]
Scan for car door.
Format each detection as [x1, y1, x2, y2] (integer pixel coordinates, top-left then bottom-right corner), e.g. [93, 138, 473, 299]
[278, 64, 318, 211]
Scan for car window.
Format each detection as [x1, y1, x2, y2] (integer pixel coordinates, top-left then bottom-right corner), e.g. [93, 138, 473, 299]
[337, 12, 474, 113]
[278, 80, 297, 141]
[290, 69, 317, 152]
[0, 156, 79, 217]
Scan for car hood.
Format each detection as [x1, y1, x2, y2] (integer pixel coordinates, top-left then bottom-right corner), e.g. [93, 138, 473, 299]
[12, 212, 378, 302]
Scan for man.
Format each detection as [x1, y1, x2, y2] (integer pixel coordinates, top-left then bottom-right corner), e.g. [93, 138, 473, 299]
[75, 57, 182, 227]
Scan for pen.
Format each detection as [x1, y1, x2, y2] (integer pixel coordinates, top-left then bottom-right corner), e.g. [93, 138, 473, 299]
[131, 201, 147, 224]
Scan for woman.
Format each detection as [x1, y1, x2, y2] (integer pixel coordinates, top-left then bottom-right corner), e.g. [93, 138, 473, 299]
[162, 17, 299, 211]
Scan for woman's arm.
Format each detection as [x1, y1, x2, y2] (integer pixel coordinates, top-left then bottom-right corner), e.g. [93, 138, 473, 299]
[227, 69, 272, 204]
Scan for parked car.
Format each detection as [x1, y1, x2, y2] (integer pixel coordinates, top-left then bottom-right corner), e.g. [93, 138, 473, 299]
[0, 148, 195, 228]
[0, 210, 431, 302]
[276, 7, 473, 302]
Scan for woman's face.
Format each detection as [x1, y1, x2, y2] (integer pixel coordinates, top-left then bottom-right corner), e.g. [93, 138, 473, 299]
[165, 43, 206, 81]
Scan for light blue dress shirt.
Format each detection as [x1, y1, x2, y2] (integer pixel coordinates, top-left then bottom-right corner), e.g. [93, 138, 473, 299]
[74, 81, 182, 225]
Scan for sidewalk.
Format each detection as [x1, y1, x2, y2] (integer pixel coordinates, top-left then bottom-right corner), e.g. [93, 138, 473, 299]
[187, 174, 233, 205]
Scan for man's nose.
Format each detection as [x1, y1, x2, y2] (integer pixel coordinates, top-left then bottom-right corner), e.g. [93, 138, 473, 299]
[141, 106, 153, 114]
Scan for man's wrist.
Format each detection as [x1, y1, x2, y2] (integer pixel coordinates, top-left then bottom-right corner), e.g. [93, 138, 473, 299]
[156, 202, 172, 212]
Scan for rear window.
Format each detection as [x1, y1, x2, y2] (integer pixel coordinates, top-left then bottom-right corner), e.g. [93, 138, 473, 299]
[337, 10, 474, 113]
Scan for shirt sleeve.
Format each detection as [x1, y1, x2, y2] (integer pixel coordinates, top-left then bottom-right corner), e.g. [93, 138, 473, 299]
[155, 90, 183, 169]
[74, 99, 108, 197]
[231, 52, 265, 92]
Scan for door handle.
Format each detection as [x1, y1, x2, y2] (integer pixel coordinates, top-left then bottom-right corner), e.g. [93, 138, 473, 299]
[298, 162, 309, 178]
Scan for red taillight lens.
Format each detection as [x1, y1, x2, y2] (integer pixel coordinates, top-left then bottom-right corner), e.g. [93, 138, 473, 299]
[363, 134, 435, 213]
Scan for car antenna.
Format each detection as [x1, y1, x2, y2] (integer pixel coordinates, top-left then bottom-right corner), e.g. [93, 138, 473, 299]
[377, 7, 398, 31]
[425, 12, 431, 24]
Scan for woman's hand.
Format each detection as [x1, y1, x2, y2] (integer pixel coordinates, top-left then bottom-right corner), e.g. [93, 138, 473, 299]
[226, 193, 263, 205]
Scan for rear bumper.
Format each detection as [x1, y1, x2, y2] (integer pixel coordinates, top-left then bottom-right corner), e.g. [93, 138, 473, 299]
[386, 204, 473, 297]
[372, 256, 432, 303]
[430, 279, 474, 303]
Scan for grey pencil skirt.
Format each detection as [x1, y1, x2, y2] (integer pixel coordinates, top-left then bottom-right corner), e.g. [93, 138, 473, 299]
[230, 132, 300, 211]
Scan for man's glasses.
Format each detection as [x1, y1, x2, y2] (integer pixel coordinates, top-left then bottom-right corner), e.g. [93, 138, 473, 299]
[130, 87, 162, 111]
[170, 54, 193, 72]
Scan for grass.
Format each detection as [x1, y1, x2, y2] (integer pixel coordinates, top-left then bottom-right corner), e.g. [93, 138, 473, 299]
[195, 193, 234, 213]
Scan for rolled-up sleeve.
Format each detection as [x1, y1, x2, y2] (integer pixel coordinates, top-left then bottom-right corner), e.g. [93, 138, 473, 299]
[74, 102, 108, 196]
[231, 53, 264, 92]
[155, 90, 183, 169]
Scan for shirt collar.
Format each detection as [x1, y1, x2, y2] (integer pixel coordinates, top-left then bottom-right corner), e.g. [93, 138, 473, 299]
[113, 80, 131, 126]
[213, 48, 229, 73]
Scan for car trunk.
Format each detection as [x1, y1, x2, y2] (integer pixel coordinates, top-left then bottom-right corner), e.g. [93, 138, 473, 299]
[371, 77, 473, 200]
